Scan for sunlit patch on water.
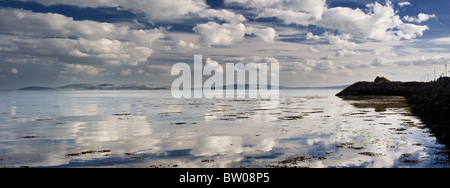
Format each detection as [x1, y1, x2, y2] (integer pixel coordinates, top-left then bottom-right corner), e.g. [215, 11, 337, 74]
[0, 90, 448, 168]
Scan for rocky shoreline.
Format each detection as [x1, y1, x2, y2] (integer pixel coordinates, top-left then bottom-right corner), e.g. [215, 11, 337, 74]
[337, 77, 450, 144]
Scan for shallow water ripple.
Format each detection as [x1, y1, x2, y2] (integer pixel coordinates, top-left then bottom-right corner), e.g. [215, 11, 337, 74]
[0, 90, 448, 168]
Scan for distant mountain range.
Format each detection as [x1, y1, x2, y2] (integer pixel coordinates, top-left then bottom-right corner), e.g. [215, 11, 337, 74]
[213, 84, 349, 90]
[280, 85, 349, 90]
[19, 83, 169, 91]
[18, 83, 349, 91]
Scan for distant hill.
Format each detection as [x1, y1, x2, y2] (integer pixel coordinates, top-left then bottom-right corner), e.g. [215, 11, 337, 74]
[19, 86, 54, 91]
[57, 83, 169, 90]
[19, 84, 169, 91]
[279, 85, 349, 90]
[214, 84, 349, 90]
[19, 83, 349, 91]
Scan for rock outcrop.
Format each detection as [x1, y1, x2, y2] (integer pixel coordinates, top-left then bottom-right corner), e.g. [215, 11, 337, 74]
[337, 77, 450, 144]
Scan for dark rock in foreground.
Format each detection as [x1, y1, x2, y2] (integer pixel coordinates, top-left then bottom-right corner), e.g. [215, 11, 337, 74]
[337, 77, 450, 144]
[336, 81, 426, 97]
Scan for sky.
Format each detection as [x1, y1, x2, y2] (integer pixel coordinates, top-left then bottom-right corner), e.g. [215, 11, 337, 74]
[0, 0, 449, 89]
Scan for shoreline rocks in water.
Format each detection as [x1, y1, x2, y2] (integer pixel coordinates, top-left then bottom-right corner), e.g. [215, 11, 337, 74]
[337, 77, 450, 144]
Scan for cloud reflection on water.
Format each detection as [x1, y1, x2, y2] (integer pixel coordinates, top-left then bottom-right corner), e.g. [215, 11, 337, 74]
[0, 90, 448, 168]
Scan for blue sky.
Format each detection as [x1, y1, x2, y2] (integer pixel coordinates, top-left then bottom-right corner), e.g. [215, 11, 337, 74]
[0, 0, 449, 89]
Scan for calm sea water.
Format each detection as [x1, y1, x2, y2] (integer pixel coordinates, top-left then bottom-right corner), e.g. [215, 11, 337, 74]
[0, 90, 448, 168]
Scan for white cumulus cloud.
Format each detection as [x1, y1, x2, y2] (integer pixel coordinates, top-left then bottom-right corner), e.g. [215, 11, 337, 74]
[17, 0, 248, 24]
[198, 9, 247, 23]
[177, 40, 200, 50]
[398, 2, 412, 7]
[193, 22, 277, 46]
[120, 68, 133, 76]
[226, 0, 326, 20]
[17, 0, 208, 20]
[60, 64, 103, 76]
[255, 0, 430, 41]
[194, 22, 247, 46]
[404, 13, 437, 23]
[11, 68, 18, 74]
[0, 8, 163, 68]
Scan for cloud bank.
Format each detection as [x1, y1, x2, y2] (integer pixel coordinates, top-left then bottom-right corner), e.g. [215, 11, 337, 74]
[0, 0, 445, 88]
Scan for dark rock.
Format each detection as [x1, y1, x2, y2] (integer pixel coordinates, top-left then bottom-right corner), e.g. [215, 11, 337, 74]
[337, 77, 450, 144]
[336, 81, 425, 97]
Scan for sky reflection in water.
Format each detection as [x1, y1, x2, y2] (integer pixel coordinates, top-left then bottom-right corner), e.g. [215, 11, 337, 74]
[0, 90, 448, 168]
